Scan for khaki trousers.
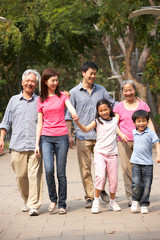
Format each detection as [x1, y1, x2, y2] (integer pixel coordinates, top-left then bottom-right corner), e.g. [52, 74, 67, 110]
[11, 150, 43, 210]
[76, 139, 95, 200]
[118, 141, 133, 204]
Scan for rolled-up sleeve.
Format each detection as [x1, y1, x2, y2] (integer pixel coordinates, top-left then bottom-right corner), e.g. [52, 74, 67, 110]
[0, 99, 12, 132]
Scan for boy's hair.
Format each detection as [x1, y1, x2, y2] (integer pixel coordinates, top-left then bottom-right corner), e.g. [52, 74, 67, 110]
[132, 110, 150, 123]
[81, 62, 98, 73]
[96, 99, 115, 124]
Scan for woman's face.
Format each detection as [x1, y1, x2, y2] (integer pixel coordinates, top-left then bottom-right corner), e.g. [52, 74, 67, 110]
[45, 76, 58, 93]
[123, 83, 135, 101]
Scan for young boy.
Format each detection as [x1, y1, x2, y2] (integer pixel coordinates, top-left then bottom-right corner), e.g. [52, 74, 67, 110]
[130, 110, 160, 214]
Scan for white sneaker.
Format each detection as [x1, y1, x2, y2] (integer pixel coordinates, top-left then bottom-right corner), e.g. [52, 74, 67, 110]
[141, 206, 148, 214]
[29, 209, 39, 216]
[91, 199, 100, 214]
[131, 201, 138, 213]
[109, 201, 121, 211]
[21, 204, 28, 212]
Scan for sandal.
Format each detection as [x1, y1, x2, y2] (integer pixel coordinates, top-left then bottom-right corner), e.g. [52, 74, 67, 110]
[48, 202, 56, 213]
[59, 208, 67, 215]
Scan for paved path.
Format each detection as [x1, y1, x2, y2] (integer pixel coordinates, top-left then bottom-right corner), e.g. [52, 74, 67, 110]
[0, 147, 160, 240]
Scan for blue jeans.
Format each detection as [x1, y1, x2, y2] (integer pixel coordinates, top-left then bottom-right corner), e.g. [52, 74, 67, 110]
[41, 135, 69, 209]
[132, 164, 153, 206]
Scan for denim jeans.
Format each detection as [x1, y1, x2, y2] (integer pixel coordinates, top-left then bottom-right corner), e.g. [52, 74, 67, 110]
[41, 135, 69, 209]
[132, 164, 153, 206]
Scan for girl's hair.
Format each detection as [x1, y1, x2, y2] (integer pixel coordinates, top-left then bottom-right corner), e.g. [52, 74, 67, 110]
[95, 99, 115, 124]
[40, 68, 61, 102]
[132, 110, 150, 123]
[121, 80, 136, 90]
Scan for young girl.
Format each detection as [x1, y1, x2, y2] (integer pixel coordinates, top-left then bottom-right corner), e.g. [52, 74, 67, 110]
[74, 99, 123, 213]
[35, 68, 78, 215]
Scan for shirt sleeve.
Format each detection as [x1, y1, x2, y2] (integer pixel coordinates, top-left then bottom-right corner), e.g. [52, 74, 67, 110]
[141, 102, 150, 112]
[37, 97, 43, 113]
[150, 130, 159, 144]
[113, 102, 120, 114]
[0, 98, 12, 132]
[62, 93, 70, 103]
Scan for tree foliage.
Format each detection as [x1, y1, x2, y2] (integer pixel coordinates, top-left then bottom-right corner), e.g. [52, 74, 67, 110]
[0, 0, 160, 124]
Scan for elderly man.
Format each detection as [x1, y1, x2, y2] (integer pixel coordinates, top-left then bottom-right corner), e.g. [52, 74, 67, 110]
[0, 69, 43, 216]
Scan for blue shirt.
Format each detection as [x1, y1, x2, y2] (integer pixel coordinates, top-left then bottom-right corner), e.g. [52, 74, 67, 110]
[65, 82, 116, 140]
[0, 92, 38, 151]
[130, 127, 159, 165]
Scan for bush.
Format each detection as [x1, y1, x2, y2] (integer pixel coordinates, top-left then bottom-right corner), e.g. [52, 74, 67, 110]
[154, 114, 160, 127]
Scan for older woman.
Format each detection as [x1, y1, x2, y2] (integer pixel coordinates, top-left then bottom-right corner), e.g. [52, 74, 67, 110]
[113, 80, 155, 207]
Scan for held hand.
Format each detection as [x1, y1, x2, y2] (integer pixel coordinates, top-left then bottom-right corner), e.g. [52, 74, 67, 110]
[71, 113, 79, 121]
[69, 136, 75, 149]
[0, 139, 4, 154]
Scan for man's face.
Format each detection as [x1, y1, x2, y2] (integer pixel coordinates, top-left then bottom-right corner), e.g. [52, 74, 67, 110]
[82, 68, 97, 85]
[22, 73, 37, 95]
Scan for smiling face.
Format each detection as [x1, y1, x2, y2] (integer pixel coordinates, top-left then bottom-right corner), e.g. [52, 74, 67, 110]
[45, 75, 58, 94]
[135, 117, 148, 133]
[22, 73, 37, 96]
[123, 83, 136, 102]
[82, 68, 97, 85]
[98, 104, 111, 120]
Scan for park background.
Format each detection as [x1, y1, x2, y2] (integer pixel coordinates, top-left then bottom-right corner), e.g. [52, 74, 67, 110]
[0, 0, 160, 134]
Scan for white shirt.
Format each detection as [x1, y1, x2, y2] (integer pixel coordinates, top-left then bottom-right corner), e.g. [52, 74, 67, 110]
[94, 117, 118, 155]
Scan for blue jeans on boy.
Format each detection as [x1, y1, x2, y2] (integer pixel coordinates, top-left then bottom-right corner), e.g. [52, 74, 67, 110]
[132, 164, 153, 207]
[41, 135, 69, 209]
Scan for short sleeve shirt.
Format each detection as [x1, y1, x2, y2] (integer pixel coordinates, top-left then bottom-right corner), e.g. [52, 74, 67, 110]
[130, 127, 159, 165]
[37, 93, 69, 136]
[94, 117, 118, 155]
[113, 101, 150, 141]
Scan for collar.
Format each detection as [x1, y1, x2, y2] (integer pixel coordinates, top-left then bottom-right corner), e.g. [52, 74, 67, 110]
[134, 126, 149, 135]
[78, 82, 96, 91]
[19, 91, 36, 101]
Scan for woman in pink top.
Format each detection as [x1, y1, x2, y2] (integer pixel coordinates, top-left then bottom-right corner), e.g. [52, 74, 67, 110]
[113, 80, 155, 207]
[35, 68, 78, 215]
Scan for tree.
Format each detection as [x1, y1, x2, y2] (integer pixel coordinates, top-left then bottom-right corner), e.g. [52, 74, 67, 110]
[94, 0, 160, 121]
[0, 0, 98, 112]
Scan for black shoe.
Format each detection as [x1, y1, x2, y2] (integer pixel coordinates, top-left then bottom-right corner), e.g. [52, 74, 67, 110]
[128, 202, 132, 207]
[100, 190, 110, 203]
[85, 199, 93, 208]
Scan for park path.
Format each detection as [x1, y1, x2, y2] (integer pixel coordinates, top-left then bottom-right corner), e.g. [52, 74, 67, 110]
[0, 147, 160, 240]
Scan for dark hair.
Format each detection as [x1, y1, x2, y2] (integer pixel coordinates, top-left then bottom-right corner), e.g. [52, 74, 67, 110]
[81, 62, 98, 73]
[40, 68, 61, 102]
[96, 99, 115, 124]
[132, 110, 150, 123]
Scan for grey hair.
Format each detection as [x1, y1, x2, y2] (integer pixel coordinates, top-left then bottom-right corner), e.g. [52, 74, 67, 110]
[121, 80, 136, 90]
[22, 69, 41, 83]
